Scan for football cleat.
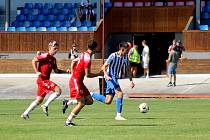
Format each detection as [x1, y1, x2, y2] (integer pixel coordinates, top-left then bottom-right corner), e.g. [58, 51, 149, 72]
[115, 116, 127, 121]
[21, 114, 29, 120]
[62, 99, 69, 114]
[64, 121, 76, 126]
[41, 105, 48, 116]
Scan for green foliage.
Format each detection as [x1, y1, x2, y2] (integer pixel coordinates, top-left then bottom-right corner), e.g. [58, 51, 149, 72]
[0, 99, 210, 140]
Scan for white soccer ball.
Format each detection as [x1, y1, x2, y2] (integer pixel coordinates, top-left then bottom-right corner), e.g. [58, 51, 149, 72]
[139, 103, 149, 113]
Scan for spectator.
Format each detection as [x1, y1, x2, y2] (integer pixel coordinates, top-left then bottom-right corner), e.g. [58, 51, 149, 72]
[68, 41, 79, 60]
[141, 40, 150, 79]
[175, 40, 185, 58]
[166, 45, 179, 87]
[168, 39, 176, 54]
[128, 44, 140, 77]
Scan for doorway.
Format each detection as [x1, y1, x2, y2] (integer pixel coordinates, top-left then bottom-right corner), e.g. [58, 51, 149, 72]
[133, 33, 175, 75]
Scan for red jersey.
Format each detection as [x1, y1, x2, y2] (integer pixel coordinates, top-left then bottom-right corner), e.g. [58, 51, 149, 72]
[36, 53, 57, 80]
[72, 52, 91, 81]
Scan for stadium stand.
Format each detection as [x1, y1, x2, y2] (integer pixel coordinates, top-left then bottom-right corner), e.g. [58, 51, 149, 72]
[7, 2, 98, 32]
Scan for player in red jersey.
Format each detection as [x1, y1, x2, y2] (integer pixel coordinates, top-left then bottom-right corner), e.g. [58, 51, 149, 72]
[64, 39, 102, 126]
[21, 40, 66, 119]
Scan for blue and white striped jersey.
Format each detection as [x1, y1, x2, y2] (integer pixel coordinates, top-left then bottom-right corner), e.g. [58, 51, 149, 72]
[106, 52, 129, 78]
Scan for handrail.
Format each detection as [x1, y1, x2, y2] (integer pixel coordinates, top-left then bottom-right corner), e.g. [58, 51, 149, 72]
[184, 16, 194, 30]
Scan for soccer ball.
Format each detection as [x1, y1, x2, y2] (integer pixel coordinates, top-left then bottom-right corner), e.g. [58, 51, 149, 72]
[139, 103, 149, 113]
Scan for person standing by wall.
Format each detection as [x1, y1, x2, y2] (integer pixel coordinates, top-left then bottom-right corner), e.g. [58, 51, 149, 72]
[68, 41, 79, 60]
[141, 40, 150, 78]
[128, 44, 140, 77]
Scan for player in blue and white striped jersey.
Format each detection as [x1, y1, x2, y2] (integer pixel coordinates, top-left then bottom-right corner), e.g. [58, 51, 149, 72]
[91, 41, 135, 120]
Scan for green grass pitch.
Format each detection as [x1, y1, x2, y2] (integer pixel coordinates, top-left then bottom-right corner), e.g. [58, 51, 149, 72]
[0, 99, 210, 140]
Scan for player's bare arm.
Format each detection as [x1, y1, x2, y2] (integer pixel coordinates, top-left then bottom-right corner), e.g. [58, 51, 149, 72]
[85, 68, 103, 78]
[101, 63, 112, 80]
[32, 57, 41, 75]
[53, 59, 67, 74]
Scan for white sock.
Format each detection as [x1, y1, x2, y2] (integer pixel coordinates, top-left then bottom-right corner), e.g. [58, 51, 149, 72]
[23, 101, 38, 115]
[66, 112, 76, 123]
[44, 92, 59, 107]
[67, 99, 78, 105]
[116, 112, 121, 117]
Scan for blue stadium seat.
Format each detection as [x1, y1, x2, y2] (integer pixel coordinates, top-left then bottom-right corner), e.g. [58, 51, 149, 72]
[204, 6, 210, 12]
[72, 20, 82, 27]
[47, 27, 57, 31]
[44, 3, 53, 9]
[7, 27, 16, 32]
[83, 20, 92, 27]
[64, 3, 73, 9]
[49, 9, 59, 15]
[37, 27, 47, 31]
[11, 21, 20, 27]
[47, 15, 55, 21]
[65, 14, 75, 21]
[57, 27, 67, 31]
[27, 27, 36, 32]
[52, 21, 61, 27]
[208, 1, 210, 6]
[104, 2, 112, 8]
[78, 26, 88, 31]
[30, 9, 39, 16]
[16, 27, 26, 32]
[68, 27, 77, 31]
[56, 15, 65, 21]
[37, 15, 45, 21]
[62, 20, 71, 27]
[74, 3, 80, 8]
[42, 21, 51, 27]
[20, 9, 29, 15]
[199, 25, 208, 30]
[16, 15, 25, 21]
[33, 21, 41, 27]
[88, 26, 96, 31]
[54, 3, 63, 10]
[26, 15, 35, 21]
[39, 9, 49, 16]
[22, 21, 31, 27]
[61, 9, 69, 15]
[34, 3, 43, 9]
[25, 3, 33, 9]
[201, 12, 210, 19]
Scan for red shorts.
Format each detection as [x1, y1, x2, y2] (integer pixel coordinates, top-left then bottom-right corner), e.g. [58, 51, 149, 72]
[69, 77, 90, 99]
[37, 79, 57, 97]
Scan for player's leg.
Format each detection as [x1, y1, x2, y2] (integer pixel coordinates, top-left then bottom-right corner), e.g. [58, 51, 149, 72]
[115, 87, 126, 120]
[173, 68, 176, 86]
[65, 98, 85, 126]
[167, 64, 173, 87]
[21, 96, 44, 119]
[91, 78, 115, 104]
[41, 85, 61, 116]
[62, 98, 78, 114]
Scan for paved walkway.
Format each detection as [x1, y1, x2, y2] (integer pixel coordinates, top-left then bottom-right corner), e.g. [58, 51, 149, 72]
[0, 74, 210, 99]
